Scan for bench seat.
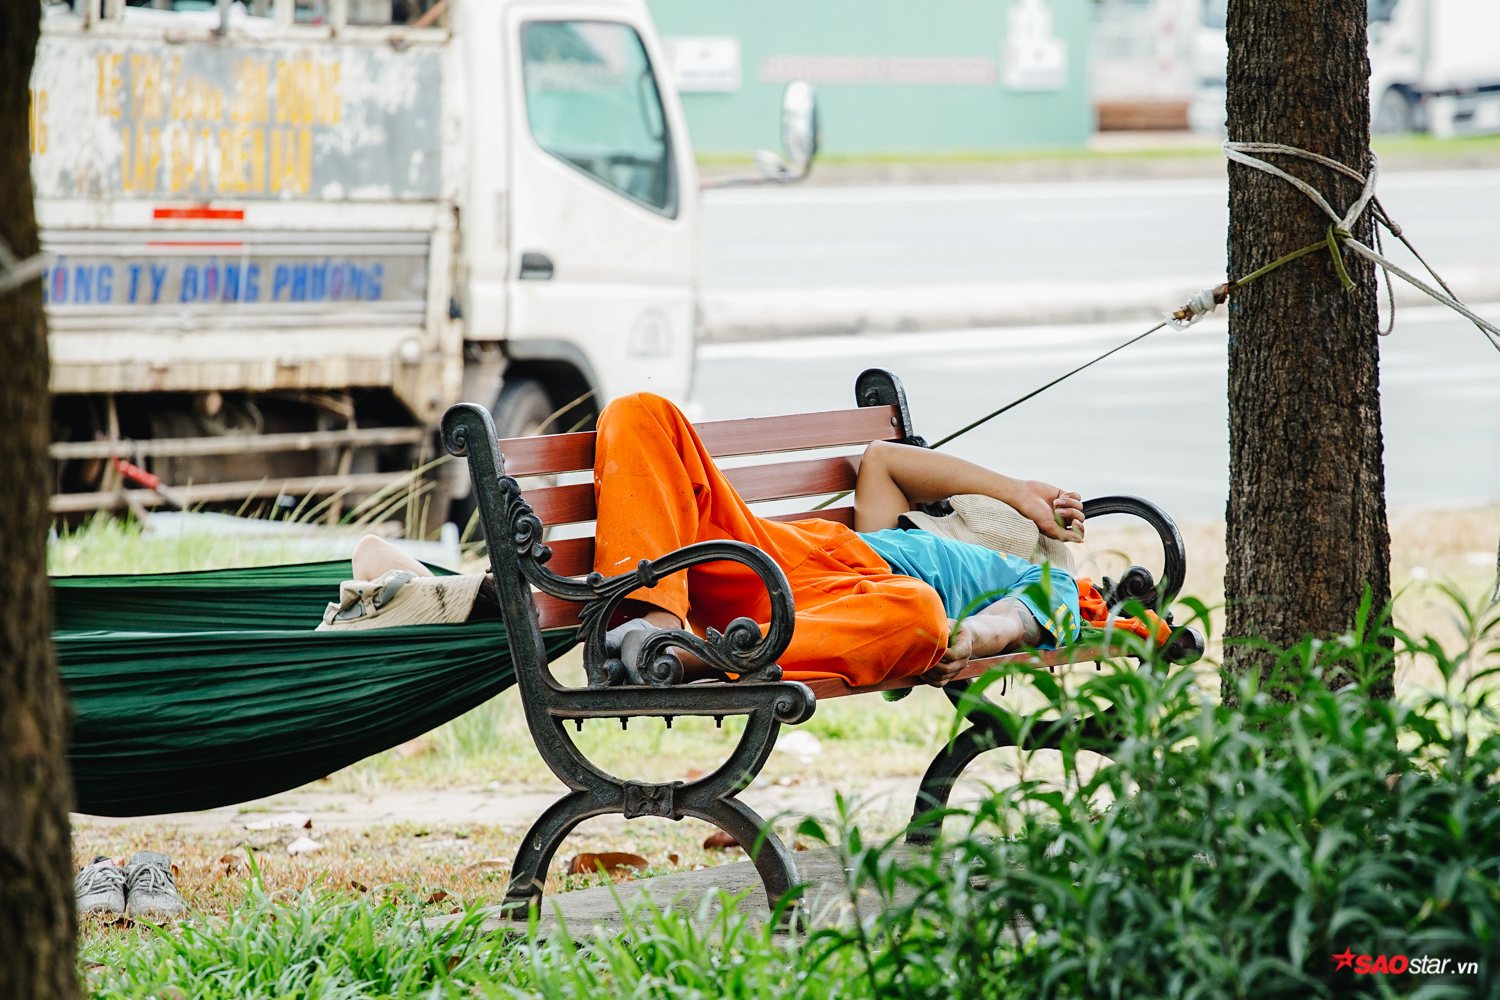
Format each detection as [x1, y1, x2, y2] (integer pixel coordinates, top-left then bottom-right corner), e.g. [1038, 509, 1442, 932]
[442, 368, 1197, 916]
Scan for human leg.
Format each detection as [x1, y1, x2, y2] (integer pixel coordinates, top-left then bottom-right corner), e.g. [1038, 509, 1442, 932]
[592, 394, 951, 684]
[592, 392, 827, 621]
[351, 534, 434, 581]
[922, 596, 1047, 685]
[773, 569, 949, 685]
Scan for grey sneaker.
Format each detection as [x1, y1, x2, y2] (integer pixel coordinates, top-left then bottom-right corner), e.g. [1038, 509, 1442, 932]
[124, 851, 186, 917]
[75, 857, 126, 915]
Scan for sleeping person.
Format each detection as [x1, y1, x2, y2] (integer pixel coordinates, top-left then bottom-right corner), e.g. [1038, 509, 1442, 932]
[325, 392, 1084, 688]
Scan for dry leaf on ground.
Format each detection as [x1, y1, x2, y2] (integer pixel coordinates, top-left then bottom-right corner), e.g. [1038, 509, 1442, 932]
[567, 852, 649, 876]
[702, 830, 740, 850]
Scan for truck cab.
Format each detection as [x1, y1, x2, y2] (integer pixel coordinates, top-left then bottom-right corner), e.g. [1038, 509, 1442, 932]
[456, 1, 698, 429]
[34, 0, 811, 527]
[1188, 0, 1500, 138]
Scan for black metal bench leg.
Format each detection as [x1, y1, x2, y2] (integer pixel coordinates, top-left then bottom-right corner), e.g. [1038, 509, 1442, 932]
[691, 796, 801, 905]
[906, 697, 1122, 846]
[503, 789, 604, 914]
[502, 704, 806, 917]
[905, 719, 1012, 847]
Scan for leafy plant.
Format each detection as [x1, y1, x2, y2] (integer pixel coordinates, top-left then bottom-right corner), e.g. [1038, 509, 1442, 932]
[798, 593, 1500, 998]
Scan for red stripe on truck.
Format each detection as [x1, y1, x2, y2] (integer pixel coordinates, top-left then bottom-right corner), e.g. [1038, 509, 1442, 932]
[153, 207, 246, 221]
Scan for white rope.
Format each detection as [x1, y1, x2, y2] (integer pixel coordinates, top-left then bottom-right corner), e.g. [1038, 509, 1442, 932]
[1223, 141, 1378, 232]
[1221, 141, 1500, 353]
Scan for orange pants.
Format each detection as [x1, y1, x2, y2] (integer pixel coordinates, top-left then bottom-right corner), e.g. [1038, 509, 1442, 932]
[592, 393, 948, 685]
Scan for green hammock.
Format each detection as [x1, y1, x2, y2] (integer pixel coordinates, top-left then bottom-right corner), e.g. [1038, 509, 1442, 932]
[53, 562, 577, 817]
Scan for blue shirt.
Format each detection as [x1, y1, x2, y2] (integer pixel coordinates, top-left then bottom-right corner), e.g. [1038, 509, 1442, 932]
[859, 528, 1080, 645]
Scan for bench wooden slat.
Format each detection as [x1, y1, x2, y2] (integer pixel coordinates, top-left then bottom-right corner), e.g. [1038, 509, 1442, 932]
[535, 591, 583, 630]
[539, 536, 594, 577]
[524, 483, 597, 526]
[519, 456, 861, 528]
[765, 506, 855, 527]
[495, 432, 597, 478]
[496, 405, 898, 478]
[695, 406, 899, 459]
[724, 455, 859, 504]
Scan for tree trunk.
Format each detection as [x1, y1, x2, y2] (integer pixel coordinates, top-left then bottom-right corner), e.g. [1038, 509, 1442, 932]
[1223, 0, 1391, 700]
[0, 5, 79, 999]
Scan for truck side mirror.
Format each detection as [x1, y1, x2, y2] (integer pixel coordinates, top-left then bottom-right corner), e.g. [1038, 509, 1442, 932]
[779, 81, 819, 174]
[752, 81, 819, 182]
[702, 81, 819, 189]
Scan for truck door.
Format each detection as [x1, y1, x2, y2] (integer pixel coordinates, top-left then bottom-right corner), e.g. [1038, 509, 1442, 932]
[503, 9, 698, 411]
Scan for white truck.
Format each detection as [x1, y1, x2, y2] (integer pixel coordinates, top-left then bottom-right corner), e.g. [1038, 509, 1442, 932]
[33, 0, 816, 526]
[1189, 0, 1500, 137]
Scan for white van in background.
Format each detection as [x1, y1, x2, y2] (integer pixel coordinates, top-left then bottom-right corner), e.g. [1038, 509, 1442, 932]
[33, 0, 816, 524]
[1189, 0, 1500, 137]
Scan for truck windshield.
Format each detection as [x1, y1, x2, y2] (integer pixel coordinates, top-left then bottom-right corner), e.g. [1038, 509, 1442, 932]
[521, 21, 675, 216]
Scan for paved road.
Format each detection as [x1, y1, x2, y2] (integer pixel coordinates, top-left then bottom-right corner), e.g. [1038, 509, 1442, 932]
[700, 169, 1500, 292]
[691, 303, 1500, 521]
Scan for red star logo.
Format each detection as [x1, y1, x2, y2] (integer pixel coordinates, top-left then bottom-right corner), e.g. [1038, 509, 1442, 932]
[1332, 948, 1355, 971]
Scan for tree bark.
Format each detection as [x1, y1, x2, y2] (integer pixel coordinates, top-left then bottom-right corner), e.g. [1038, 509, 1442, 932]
[1223, 0, 1391, 700]
[0, 4, 79, 999]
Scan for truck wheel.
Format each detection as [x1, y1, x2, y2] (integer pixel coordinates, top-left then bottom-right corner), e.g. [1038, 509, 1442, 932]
[492, 378, 557, 438]
[447, 378, 556, 536]
[1374, 87, 1415, 133]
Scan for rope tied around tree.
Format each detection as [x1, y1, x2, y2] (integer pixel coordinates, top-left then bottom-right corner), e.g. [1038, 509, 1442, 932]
[1171, 142, 1500, 356]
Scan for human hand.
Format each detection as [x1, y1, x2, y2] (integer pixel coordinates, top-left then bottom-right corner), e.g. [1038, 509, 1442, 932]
[921, 620, 972, 686]
[1021, 481, 1084, 542]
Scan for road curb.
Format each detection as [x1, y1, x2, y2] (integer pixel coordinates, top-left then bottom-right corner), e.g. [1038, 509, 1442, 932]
[701, 267, 1500, 342]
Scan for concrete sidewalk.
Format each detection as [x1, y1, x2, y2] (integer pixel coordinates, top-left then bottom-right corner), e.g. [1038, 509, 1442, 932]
[425, 844, 919, 937]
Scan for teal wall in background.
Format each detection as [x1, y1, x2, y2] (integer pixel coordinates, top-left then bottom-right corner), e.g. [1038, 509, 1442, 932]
[645, 0, 1092, 156]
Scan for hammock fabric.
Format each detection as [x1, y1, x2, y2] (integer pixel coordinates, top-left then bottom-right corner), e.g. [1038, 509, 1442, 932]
[53, 561, 577, 817]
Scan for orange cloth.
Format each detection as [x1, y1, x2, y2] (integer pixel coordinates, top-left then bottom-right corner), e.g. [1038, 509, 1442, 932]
[1076, 577, 1173, 645]
[592, 393, 948, 685]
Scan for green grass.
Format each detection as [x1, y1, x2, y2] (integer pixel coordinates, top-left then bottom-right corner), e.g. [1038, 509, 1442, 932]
[81, 864, 864, 1000]
[49, 513, 321, 577]
[1371, 131, 1500, 158]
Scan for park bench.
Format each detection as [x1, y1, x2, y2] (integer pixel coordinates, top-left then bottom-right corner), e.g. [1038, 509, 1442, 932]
[440, 368, 1199, 915]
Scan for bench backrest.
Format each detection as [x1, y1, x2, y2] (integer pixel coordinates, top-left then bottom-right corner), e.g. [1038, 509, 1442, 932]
[494, 404, 906, 629]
